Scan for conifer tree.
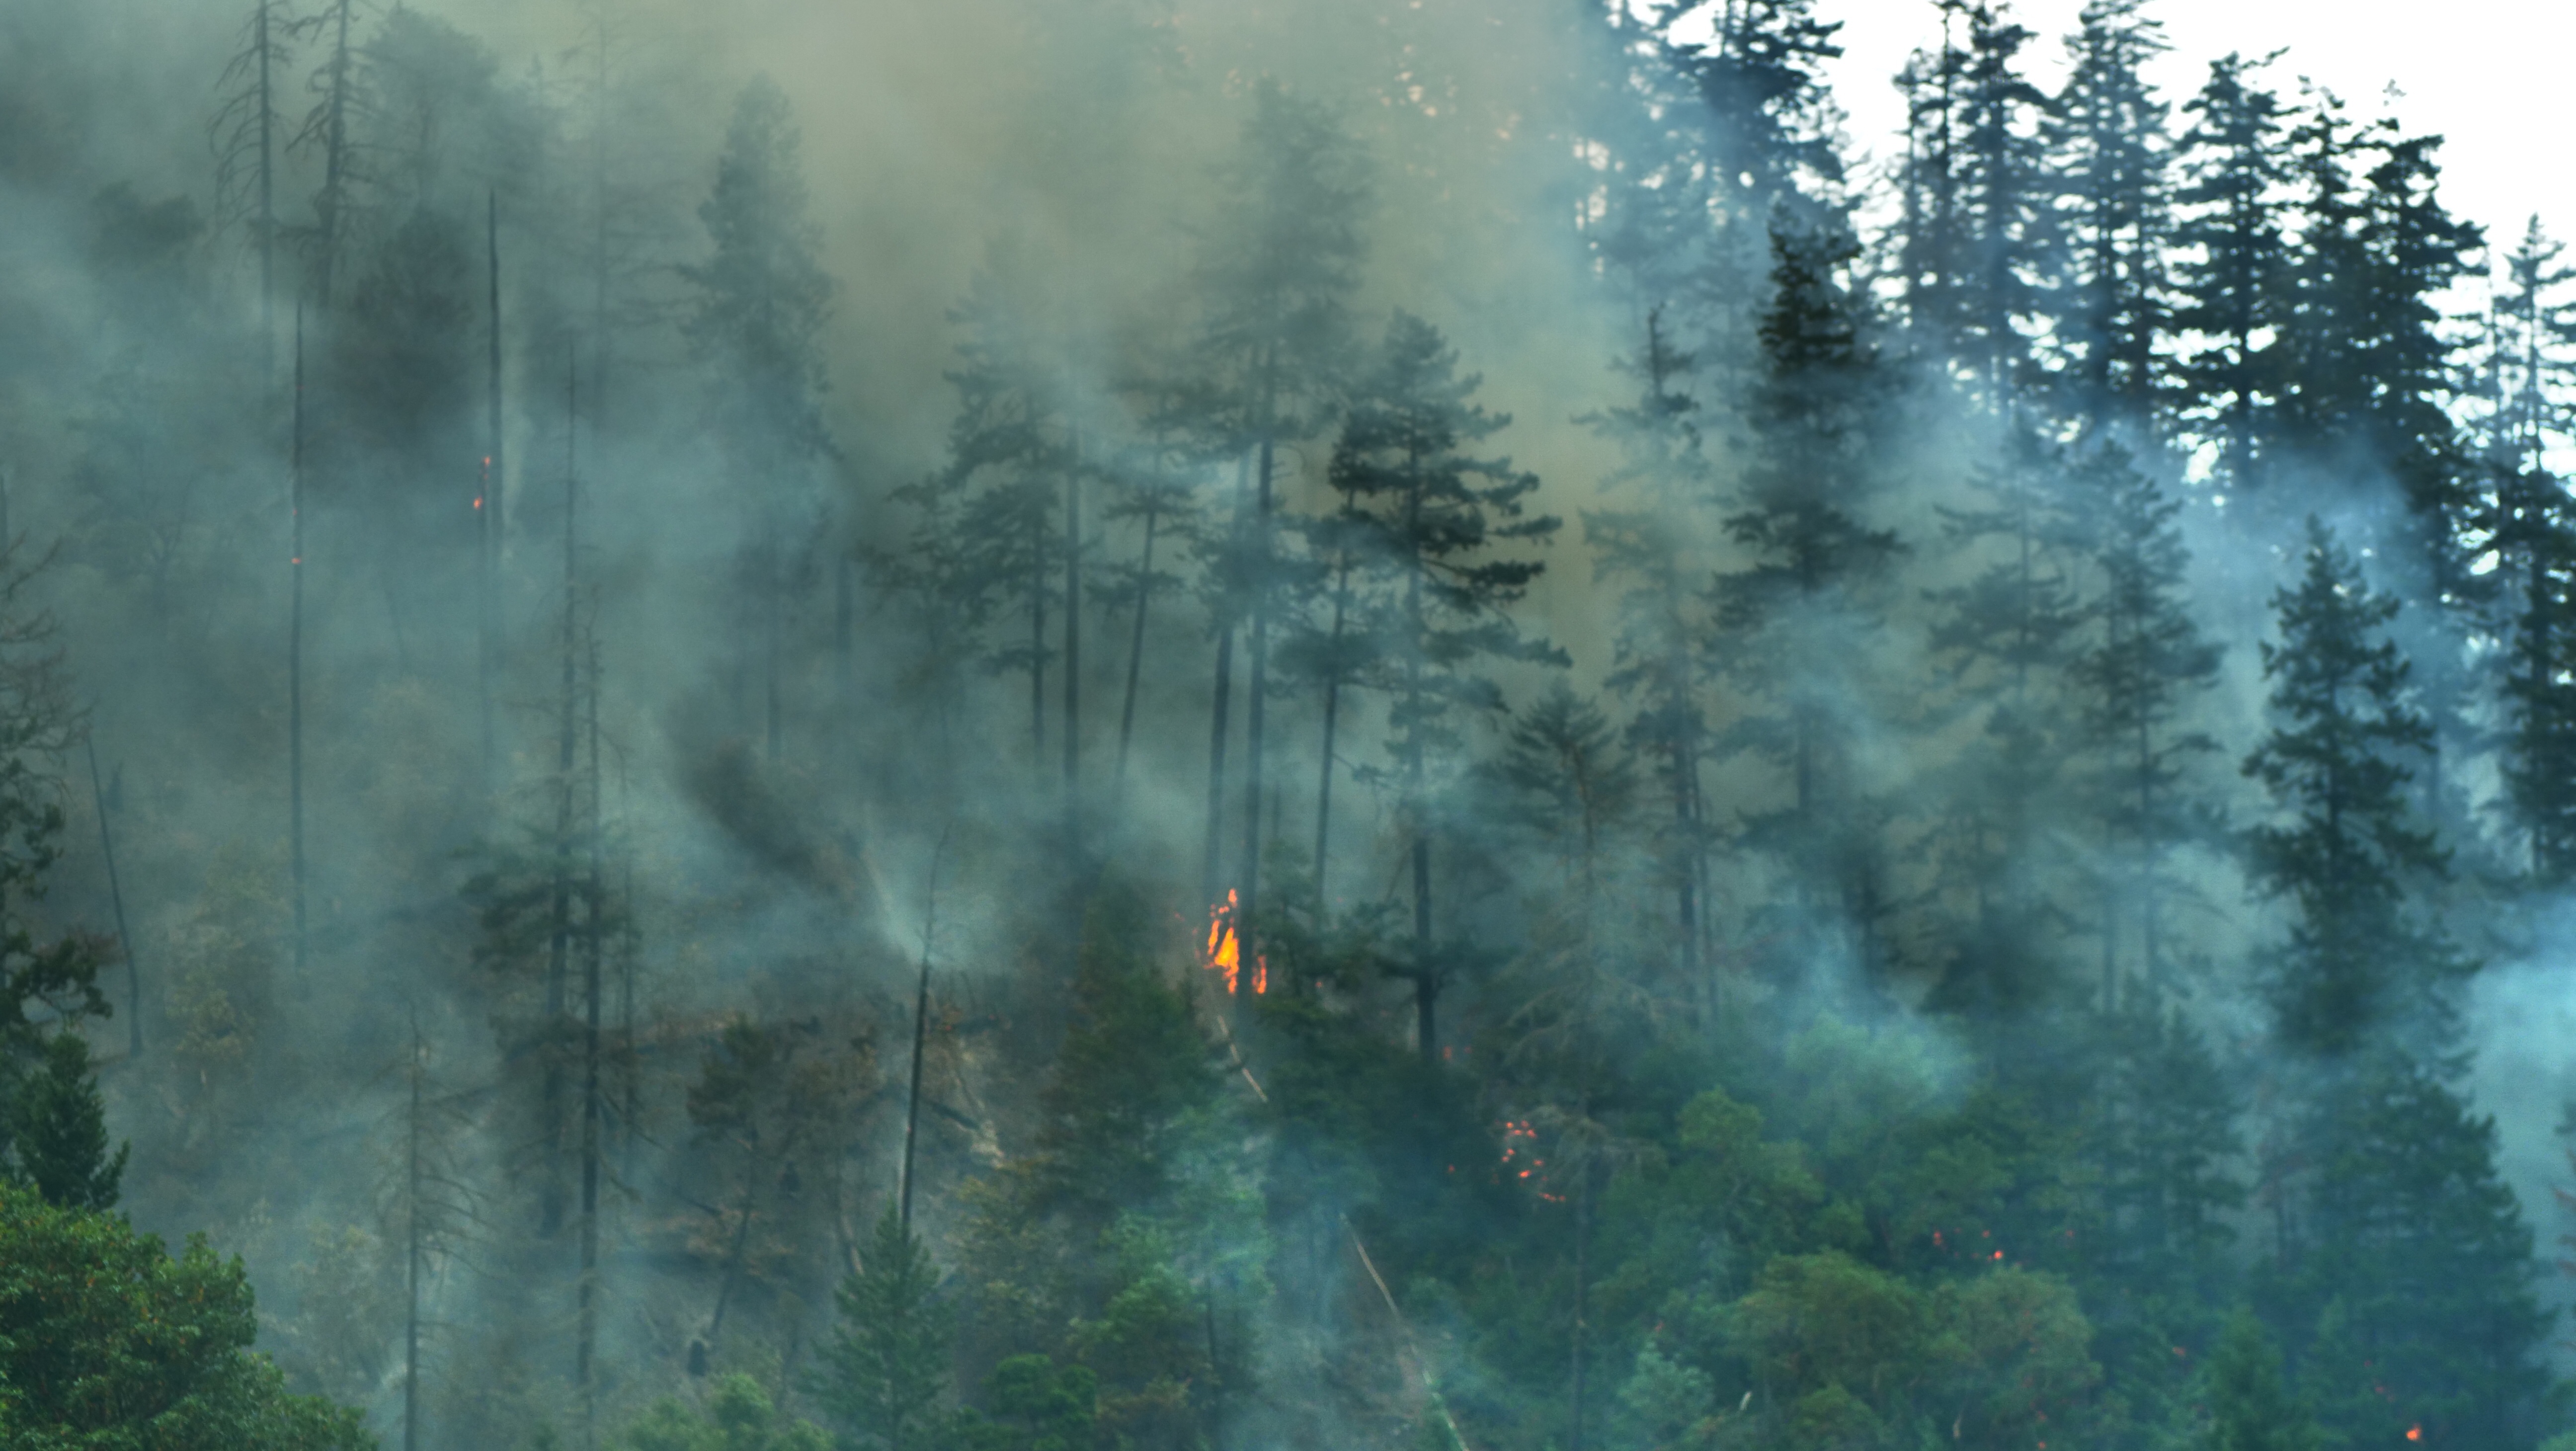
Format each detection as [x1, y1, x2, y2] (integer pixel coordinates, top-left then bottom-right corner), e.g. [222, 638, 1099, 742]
[2042, 0, 2171, 418]
[681, 77, 835, 761]
[2482, 222, 2576, 880]
[2290, 1058, 2547, 1451]
[290, 0, 371, 309]
[2240, 518, 2449, 1056]
[2172, 52, 2287, 493]
[809, 1207, 953, 1451]
[2203, 1310, 2320, 1451]
[211, 0, 297, 353]
[1920, 426, 2088, 1018]
[2067, 441, 2220, 1000]
[1169, 80, 1369, 923]
[1713, 221, 1900, 971]
[1895, 0, 2050, 394]
[1327, 311, 1563, 1062]
[8, 1031, 127, 1212]
[1581, 307, 1716, 980]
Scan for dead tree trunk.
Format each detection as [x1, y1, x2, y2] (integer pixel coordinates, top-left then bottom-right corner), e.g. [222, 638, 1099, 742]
[84, 733, 140, 1057]
[290, 301, 308, 980]
[542, 354, 578, 1237]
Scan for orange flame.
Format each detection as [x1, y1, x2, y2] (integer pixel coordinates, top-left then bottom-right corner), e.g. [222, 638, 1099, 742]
[1202, 891, 1264, 994]
[2407, 1430, 2421, 1443]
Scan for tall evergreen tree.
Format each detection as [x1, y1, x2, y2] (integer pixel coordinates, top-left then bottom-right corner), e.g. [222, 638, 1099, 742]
[8, 1032, 127, 1212]
[1895, 0, 2051, 394]
[2171, 51, 2287, 493]
[1327, 311, 1563, 1063]
[2241, 518, 2449, 1057]
[1919, 426, 2088, 1019]
[2041, 0, 2172, 418]
[2067, 441, 2221, 1001]
[1713, 221, 1901, 974]
[1581, 307, 1716, 982]
[809, 1207, 954, 1451]
[1169, 80, 1369, 926]
[681, 77, 835, 761]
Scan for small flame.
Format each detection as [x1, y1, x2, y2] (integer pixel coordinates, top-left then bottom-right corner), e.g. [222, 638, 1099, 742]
[473, 496, 484, 509]
[2407, 1430, 2421, 1443]
[1201, 891, 1264, 994]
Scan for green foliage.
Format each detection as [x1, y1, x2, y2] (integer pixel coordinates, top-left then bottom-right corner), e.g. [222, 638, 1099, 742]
[2204, 1310, 2319, 1451]
[951, 1357, 1095, 1451]
[9, 1030, 127, 1210]
[1032, 884, 1217, 1220]
[2242, 519, 2452, 1054]
[808, 1208, 952, 1451]
[618, 1375, 828, 1451]
[0, 1180, 371, 1449]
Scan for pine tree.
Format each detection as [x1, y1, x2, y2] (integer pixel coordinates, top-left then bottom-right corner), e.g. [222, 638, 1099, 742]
[1580, 307, 1716, 984]
[2171, 51, 2287, 493]
[2271, 92, 2480, 558]
[681, 77, 835, 761]
[2292, 1057, 2548, 1451]
[1895, 0, 2051, 394]
[2067, 441, 2221, 1001]
[211, 0, 297, 354]
[1712, 221, 1900, 973]
[1328, 311, 1564, 1063]
[8, 1032, 127, 1212]
[2041, 0, 2172, 418]
[1168, 79, 1369, 923]
[809, 1207, 954, 1451]
[1919, 425, 2088, 1018]
[2203, 1310, 2321, 1451]
[2240, 518, 2450, 1057]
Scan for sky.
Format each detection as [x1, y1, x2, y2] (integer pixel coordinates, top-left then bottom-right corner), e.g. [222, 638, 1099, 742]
[1817, 0, 2576, 275]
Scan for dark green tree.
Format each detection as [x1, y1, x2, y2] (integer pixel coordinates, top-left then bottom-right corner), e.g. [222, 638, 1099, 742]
[681, 76, 836, 760]
[2291, 1057, 2547, 1451]
[2041, 0, 2172, 417]
[2240, 518, 2449, 1056]
[2067, 441, 2221, 1002]
[2203, 1309, 2320, 1451]
[1169, 79, 1370, 922]
[2171, 52, 2287, 493]
[1919, 426, 2089, 1020]
[1894, 0, 2051, 394]
[1712, 221, 1901, 974]
[0, 1181, 372, 1448]
[9, 1031, 126, 1211]
[1580, 307, 1717, 982]
[810, 1207, 953, 1451]
[1327, 311, 1563, 1063]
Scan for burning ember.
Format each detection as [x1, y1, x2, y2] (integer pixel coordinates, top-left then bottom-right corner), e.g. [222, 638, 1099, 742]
[1203, 890, 1265, 994]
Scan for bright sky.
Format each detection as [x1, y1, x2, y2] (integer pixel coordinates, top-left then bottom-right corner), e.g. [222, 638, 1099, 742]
[1815, 0, 2576, 272]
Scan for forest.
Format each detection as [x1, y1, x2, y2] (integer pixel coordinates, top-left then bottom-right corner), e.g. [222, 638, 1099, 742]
[0, 0, 2572, 1447]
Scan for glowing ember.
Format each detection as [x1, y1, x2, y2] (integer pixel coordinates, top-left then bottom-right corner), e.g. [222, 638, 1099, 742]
[2407, 1430, 2421, 1443]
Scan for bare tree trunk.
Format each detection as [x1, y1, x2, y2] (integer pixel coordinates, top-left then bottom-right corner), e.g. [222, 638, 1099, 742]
[481, 189, 503, 798]
[1312, 553, 1352, 917]
[543, 355, 578, 1237]
[578, 630, 604, 1442]
[1113, 500, 1158, 807]
[1240, 427, 1277, 929]
[1570, 1159, 1593, 1451]
[1200, 455, 1250, 909]
[900, 834, 946, 1235]
[315, 0, 354, 309]
[1062, 440, 1081, 841]
[403, 1017, 423, 1451]
[85, 734, 141, 1057]
[290, 302, 308, 981]
[256, 0, 275, 357]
